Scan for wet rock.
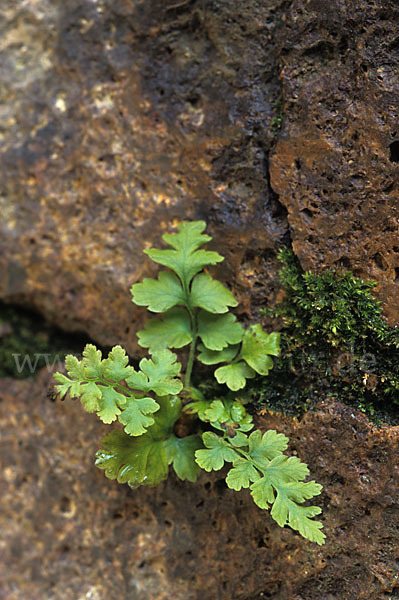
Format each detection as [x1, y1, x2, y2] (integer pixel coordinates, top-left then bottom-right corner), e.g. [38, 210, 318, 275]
[0, 0, 289, 353]
[1, 369, 398, 599]
[270, 0, 399, 325]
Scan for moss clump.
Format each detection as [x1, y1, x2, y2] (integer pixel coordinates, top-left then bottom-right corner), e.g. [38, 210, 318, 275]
[0, 303, 86, 379]
[247, 249, 399, 424]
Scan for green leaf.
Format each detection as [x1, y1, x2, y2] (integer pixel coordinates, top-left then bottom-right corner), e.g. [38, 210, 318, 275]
[184, 399, 213, 421]
[145, 221, 224, 285]
[82, 344, 105, 379]
[228, 431, 249, 447]
[137, 349, 183, 396]
[118, 397, 160, 436]
[190, 273, 238, 314]
[95, 430, 168, 488]
[195, 432, 239, 471]
[131, 271, 185, 313]
[270, 483, 325, 545]
[197, 343, 240, 365]
[248, 429, 289, 468]
[95, 397, 185, 487]
[241, 325, 280, 375]
[204, 399, 252, 428]
[250, 454, 325, 544]
[55, 345, 178, 436]
[80, 381, 102, 413]
[198, 312, 244, 351]
[204, 399, 229, 423]
[225, 458, 260, 491]
[214, 361, 256, 391]
[186, 398, 253, 434]
[137, 308, 192, 352]
[123, 369, 149, 392]
[97, 387, 127, 424]
[55, 346, 137, 423]
[125, 350, 182, 396]
[65, 354, 85, 380]
[260, 330, 280, 357]
[103, 346, 134, 382]
[53, 372, 80, 398]
[146, 395, 182, 441]
[237, 420, 255, 433]
[69, 380, 82, 397]
[250, 476, 275, 509]
[265, 454, 311, 482]
[164, 434, 203, 482]
[230, 401, 249, 424]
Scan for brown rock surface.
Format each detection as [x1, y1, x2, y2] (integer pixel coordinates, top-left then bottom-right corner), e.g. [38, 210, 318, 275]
[1, 368, 399, 599]
[2, 0, 399, 347]
[0, 0, 289, 353]
[1, 2, 399, 599]
[270, 0, 399, 325]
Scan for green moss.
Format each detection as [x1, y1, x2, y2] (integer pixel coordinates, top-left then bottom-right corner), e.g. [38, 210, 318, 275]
[0, 303, 86, 379]
[247, 250, 399, 425]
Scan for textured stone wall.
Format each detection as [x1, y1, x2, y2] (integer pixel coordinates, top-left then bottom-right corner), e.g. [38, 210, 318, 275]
[0, 0, 289, 354]
[1, 2, 399, 599]
[1, 0, 398, 352]
[1, 370, 399, 600]
[270, 0, 399, 324]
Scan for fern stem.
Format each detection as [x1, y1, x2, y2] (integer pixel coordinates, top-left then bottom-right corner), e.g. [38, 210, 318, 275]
[184, 334, 197, 389]
[182, 279, 197, 389]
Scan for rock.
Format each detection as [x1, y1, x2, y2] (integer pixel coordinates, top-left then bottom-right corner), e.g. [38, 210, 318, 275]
[2, 3, 399, 597]
[0, 0, 289, 353]
[270, 0, 399, 325]
[1, 0, 399, 348]
[1, 369, 398, 599]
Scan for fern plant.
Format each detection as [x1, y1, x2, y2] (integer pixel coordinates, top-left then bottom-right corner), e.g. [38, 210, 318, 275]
[54, 221, 325, 544]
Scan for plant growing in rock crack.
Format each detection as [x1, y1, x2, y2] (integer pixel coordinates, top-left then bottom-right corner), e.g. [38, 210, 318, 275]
[54, 221, 325, 544]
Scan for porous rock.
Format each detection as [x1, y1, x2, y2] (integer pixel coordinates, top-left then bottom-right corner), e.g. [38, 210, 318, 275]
[0, 0, 289, 353]
[1, 0, 399, 352]
[270, 0, 399, 325]
[1, 369, 398, 599]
